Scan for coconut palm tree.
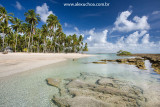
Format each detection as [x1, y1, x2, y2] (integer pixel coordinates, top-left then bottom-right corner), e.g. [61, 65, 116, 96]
[46, 14, 59, 53]
[0, 6, 13, 49]
[55, 23, 63, 53]
[0, 6, 13, 26]
[35, 28, 41, 52]
[78, 35, 83, 53]
[24, 9, 40, 52]
[20, 23, 28, 49]
[0, 22, 11, 49]
[11, 17, 22, 52]
[83, 43, 88, 51]
[41, 24, 48, 53]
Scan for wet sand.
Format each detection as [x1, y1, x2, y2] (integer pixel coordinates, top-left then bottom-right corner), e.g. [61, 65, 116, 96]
[0, 53, 93, 77]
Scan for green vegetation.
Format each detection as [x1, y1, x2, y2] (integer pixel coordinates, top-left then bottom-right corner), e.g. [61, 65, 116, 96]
[117, 50, 132, 56]
[0, 6, 88, 53]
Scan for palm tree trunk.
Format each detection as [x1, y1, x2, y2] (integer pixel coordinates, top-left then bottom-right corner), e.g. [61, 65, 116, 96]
[38, 34, 40, 53]
[15, 32, 18, 52]
[25, 35, 26, 48]
[3, 36, 5, 50]
[43, 38, 45, 53]
[31, 23, 33, 52]
[28, 33, 31, 52]
[37, 42, 39, 53]
[2, 31, 5, 50]
[31, 34, 33, 52]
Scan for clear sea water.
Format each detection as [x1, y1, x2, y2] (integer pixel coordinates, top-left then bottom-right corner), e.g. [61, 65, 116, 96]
[0, 53, 160, 107]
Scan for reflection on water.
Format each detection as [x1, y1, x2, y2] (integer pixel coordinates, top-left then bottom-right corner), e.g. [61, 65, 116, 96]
[0, 53, 160, 106]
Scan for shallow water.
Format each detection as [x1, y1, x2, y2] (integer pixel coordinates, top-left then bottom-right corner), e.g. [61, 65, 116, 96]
[0, 53, 160, 107]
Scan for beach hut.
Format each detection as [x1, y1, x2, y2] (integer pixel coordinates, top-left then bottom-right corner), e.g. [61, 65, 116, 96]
[4, 46, 13, 52]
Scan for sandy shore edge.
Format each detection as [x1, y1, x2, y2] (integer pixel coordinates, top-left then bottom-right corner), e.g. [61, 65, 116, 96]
[0, 53, 93, 78]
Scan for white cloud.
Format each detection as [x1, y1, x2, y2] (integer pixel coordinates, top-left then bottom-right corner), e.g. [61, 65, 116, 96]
[64, 23, 68, 27]
[113, 11, 150, 32]
[36, 3, 54, 23]
[15, 1, 23, 10]
[86, 28, 108, 47]
[142, 34, 150, 44]
[62, 10, 159, 53]
[125, 30, 147, 45]
[152, 11, 160, 15]
[85, 28, 160, 53]
[64, 22, 72, 28]
[74, 27, 79, 32]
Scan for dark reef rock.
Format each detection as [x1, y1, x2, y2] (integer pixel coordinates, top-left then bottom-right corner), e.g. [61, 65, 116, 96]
[132, 54, 160, 74]
[48, 73, 147, 107]
[99, 58, 146, 70]
[92, 62, 107, 64]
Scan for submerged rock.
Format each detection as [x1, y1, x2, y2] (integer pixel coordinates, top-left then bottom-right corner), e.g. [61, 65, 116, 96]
[46, 78, 61, 88]
[49, 73, 147, 107]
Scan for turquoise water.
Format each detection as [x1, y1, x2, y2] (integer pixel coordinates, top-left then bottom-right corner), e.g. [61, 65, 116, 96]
[0, 53, 160, 106]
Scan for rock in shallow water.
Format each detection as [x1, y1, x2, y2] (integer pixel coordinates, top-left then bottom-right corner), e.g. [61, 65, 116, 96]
[46, 78, 61, 88]
[103, 58, 146, 70]
[92, 62, 107, 64]
[48, 73, 147, 107]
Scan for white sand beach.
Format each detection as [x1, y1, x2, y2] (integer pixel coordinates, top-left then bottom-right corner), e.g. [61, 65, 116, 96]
[0, 53, 92, 77]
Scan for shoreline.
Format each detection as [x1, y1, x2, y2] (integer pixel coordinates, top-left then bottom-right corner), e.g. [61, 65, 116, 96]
[0, 53, 93, 78]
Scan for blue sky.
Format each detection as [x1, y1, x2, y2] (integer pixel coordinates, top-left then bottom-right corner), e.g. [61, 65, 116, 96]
[0, 0, 160, 53]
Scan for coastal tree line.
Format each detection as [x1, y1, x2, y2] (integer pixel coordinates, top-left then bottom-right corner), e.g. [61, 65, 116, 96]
[0, 6, 88, 53]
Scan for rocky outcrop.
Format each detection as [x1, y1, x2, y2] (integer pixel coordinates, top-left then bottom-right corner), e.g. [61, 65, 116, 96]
[132, 54, 160, 74]
[99, 58, 146, 70]
[102, 54, 160, 74]
[48, 73, 147, 107]
[92, 62, 107, 64]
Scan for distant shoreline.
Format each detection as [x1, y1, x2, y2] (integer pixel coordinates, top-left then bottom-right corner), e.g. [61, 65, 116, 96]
[0, 53, 93, 78]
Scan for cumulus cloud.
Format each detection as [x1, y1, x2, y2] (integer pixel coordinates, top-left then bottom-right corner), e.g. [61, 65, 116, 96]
[85, 28, 109, 48]
[142, 34, 150, 44]
[36, 3, 54, 23]
[74, 27, 79, 32]
[63, 10, 159, 53]
[125, 30, 147, 45]
[113, 11, 150, 32]
[15, 1, 24, 10]
[85, 28, 160, 53]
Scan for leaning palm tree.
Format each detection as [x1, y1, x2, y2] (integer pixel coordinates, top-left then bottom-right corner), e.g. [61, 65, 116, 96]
[11, 17, 22, 52]
[24, 9, 40, 52]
